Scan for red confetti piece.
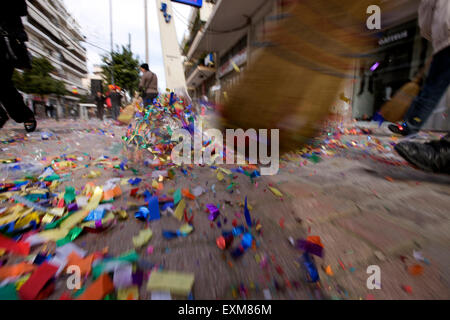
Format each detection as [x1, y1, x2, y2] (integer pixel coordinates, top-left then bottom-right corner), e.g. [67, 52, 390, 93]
[279, 218, 285, 229]
[0, 234, 30, 256]
[402, 285, 413, 294]
[19, 262, 58, 300]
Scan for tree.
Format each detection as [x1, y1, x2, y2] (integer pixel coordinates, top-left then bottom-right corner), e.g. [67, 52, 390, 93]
[13, 57, 68, 97]
[101, 46, 140, 97]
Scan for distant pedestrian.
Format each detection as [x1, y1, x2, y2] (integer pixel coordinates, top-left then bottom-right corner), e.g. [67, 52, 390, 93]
[0, 0, 37, 132]
[45, 101, 55, 118]
[139, 63, 158, 106]
[95, 91, 105, 121]
[110, 88, 122, 120]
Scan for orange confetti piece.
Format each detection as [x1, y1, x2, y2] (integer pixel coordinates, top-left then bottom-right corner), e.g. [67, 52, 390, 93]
[182, 189, 196, 200]
[66, 252, 95, 276]
[408, 264, 424, 276]
[325, 265, 334, 276]
[0, 262, 36, 280]
[385, 176, 394, 182]
[77, 274, 114, 300]
[307, 236, 324, 248]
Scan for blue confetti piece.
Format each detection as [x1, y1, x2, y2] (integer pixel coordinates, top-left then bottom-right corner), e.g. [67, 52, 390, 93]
[244, 196, 252, 228]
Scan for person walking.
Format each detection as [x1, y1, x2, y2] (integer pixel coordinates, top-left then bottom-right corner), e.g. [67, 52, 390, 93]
[0, 0, 37, 132]
[95, 91, 106, 121]
[389, 0, 450, 136]
[139, 63, 158, 106]
[110, 87, 122, 120]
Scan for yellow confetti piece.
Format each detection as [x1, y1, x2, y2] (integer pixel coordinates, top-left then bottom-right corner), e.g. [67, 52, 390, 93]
[38, 186, 103, 242]
[152, 180, 159, 189]
[217, 171, 224, 181]
[49, 181, 60, 192]
[15, 274, 31, 290]
[15, 212, 39, 229]
[174, 199, 186, 221]
[115, 210, 128, 220]
[41, 214, 55, 224]
[231, 60, 240, 73]
[84, 171, 102, 179]
[179, 224, 193, 235]
[133, 228, 153, 248]
[147, 271, 194, 297]
[268, 186, 283, 197]
[0, 249, 5, 257]
[219, 168, 232, 175]
[117, 286, 139, 300]
[49, 207, 65, 217]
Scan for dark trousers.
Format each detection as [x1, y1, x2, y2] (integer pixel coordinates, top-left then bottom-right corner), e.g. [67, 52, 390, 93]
[0, 64, 34, 123]
[97, 105, 104, 120]
[405, 46, 450, 131]
[112, 103, 120, 119]
[142, 93, 158, 106]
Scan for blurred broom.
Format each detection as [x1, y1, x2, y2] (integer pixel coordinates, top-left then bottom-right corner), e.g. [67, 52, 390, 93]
[379, 58, 432, 123]
[219, 0, 408, 154]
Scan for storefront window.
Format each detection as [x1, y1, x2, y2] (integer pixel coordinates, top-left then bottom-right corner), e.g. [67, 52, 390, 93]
[353, 19, 430, 120]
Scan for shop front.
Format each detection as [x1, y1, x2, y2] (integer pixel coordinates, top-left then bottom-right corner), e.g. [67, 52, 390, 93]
[352, 19, 431, 120]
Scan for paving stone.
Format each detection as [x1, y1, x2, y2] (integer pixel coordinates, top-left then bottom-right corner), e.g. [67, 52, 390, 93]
[336, 212, 421, 252]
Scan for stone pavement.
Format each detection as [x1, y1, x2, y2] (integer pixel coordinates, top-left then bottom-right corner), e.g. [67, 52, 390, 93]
[0, 118, 449, 300]
[270, 124, 450, 300]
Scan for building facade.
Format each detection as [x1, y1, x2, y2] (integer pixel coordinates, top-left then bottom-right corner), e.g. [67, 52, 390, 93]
[21, 0, 89, 118]
[183, 0, 448, 130]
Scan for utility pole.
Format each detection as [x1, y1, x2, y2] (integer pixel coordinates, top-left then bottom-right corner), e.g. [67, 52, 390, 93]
[109, 0, 115, 84]
[128, 33, 131, 51]
[144, 0, 149, 64]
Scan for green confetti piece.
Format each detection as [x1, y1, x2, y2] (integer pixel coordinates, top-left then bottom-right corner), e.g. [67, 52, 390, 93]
[56, 227, 83, 247]
[173, 188, 182, 205]
[64, 186, 76, 204]
[0, 284, 18, 300]
[92, 251, 139, 280]
[72, 286, 86, 298]
[44, 174, 60, 182]
[44, 211, 76, 230]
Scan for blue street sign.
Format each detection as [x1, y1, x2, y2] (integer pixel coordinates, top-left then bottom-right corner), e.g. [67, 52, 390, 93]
[171, 0, 203, 8]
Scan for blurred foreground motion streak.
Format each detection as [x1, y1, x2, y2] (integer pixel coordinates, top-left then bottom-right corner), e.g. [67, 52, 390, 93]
[219, 0, 411, 153]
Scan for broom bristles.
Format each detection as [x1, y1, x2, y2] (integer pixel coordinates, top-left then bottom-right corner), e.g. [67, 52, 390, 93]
[380, 81, 420, 123]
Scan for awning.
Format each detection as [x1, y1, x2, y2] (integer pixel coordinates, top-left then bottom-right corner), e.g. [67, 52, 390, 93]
[187, 0, 269, 60]
[186, 65, 217, 87]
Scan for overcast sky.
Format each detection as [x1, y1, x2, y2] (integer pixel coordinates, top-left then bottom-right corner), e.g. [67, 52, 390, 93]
[63, 0, 192, 90]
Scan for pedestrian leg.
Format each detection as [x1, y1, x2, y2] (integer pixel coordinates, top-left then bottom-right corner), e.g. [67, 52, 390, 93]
[0, 64, 35, 123]
[404, 47, 450, 132]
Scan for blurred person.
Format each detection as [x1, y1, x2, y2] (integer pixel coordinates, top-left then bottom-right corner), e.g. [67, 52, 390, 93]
[0, 0, 37, 132]
[45, 101, 55, 119]
[95, 91, 106, 121]
[139, 63, 158, 106]
[110, 87, 122, 120]
[389, 0, 450, 136]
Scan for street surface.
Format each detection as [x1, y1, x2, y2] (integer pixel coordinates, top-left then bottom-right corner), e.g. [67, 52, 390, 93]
[0, 118, 449, 300]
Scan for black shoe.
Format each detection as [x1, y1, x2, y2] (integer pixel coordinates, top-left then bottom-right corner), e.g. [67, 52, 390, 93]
[24, 118, 37, 133]
[388, 123, 410, 136]
[394, 137, 450, 174]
